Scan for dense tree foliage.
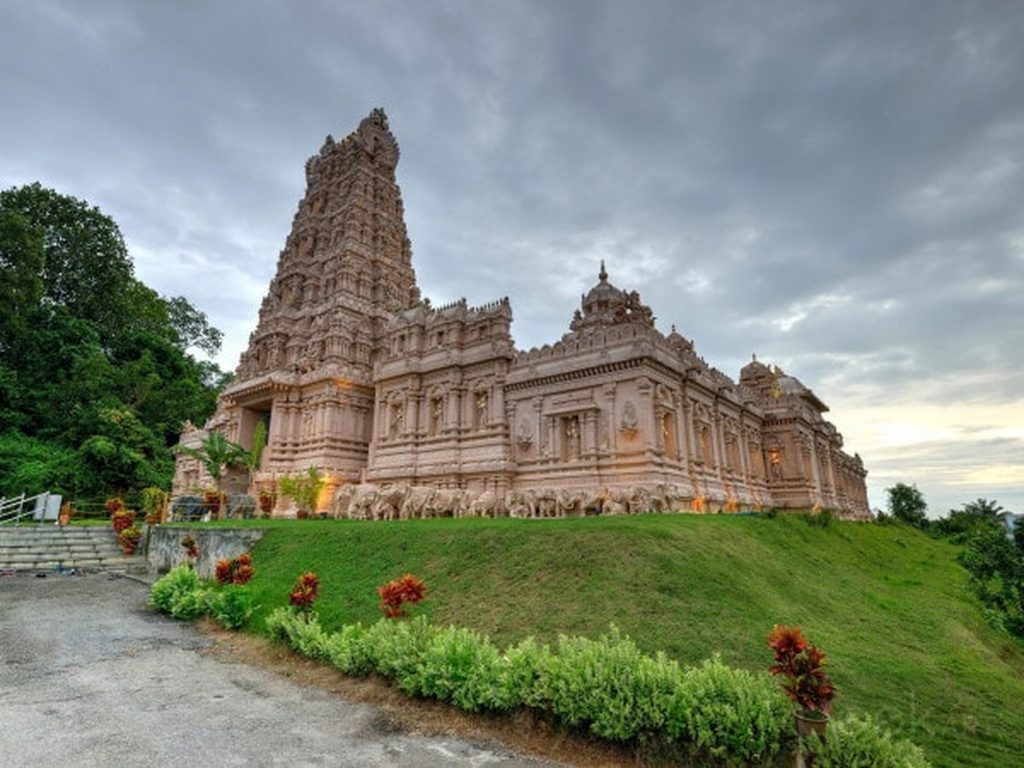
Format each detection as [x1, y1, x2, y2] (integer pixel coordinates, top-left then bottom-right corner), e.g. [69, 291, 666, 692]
[957, 513, 1024, 639]
[934, 497, 1007, 540]
[0, 183, 226, 502]
[885, 482, 928, 528]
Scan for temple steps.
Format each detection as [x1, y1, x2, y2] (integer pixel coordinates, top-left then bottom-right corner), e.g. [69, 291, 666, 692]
[0, 526, 141, 572]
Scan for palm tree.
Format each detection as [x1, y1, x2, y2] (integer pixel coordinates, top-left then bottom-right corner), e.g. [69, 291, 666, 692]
[173, 431, 246, 518]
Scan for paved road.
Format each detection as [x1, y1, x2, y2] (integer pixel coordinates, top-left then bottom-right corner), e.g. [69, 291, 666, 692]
[0, 572, 553, 767]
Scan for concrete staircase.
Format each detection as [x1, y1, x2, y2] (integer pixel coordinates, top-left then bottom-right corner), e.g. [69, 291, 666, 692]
[0, 526, 140, 572]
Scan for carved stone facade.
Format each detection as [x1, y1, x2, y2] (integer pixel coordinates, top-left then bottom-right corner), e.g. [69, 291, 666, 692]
[174, 109, 870, 520]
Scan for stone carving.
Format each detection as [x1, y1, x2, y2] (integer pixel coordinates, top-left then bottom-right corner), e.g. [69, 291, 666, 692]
[620, 401, 639, 435]
[475, 392, 489, 429]
[516, 420, 533, 449]
[173, 109, 871, 521]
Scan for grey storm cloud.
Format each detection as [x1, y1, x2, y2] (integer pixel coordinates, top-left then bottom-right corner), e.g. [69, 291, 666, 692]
[2, 0, 1022, 513]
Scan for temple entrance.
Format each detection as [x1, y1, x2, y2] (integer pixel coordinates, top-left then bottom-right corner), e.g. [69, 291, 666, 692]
[238, 404, 272, 468]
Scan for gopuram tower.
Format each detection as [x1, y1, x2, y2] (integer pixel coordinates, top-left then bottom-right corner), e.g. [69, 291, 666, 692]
[174, 109, 420, 496]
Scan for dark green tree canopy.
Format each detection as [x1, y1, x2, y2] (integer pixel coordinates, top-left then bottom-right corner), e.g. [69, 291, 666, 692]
[886, 482, 928, 528]
[0, 183, 225, 500]
[0, 208, 45, 342]
[0, 182, 133, 338]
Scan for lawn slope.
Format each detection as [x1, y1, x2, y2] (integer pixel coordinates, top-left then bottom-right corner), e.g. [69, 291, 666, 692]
[237, 514, 1024, 768]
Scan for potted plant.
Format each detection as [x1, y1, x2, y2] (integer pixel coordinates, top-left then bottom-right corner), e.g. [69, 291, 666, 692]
[111, 508, 136, 534]
[141, 486, 167, 525]
[278, 466, 325, 519]
[768, 625, 835, 739]
[118, 525, 142, 555]
[258, 488, 276, 516]
[202, 488, 222, 519]
[57, 503, 72, 527]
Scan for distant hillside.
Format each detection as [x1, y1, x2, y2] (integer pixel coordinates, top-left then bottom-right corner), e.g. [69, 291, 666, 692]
[236, 514, 1024, 768]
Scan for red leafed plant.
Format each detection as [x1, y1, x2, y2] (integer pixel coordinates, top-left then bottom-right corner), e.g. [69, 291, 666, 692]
[215, 553, 255, 585]
[105, 497, 125, 515]
[378, 573, 427, 618]
[111, 509, 135, 534]
[289, 572, 320, 620]
[768, 625, 835, 717]
[180, 534, 200, 563]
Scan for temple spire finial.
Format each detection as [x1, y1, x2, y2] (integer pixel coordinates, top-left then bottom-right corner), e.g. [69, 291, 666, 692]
[599, 260, 608, 283]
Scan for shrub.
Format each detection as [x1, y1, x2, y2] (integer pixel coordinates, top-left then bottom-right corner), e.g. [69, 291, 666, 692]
[418, 625, 508, 712]
[169, 587, 210, 621]
[669, 656, 792, 765]
[805, 509, 836, 527]
[361, 615, 438, 693]
[288, 571, 320, 619]
[378, 573, 427, 618]
[324, 623, 375, 677]
[265, 606, 295, 645]
[803, 714, 931, 768]
[535, 627, 682, 742]
[278, 466, 325, 517]
[150, 564, 201, 613]
[215, 553, 255, 585]
[207, 585, 257, 630]
[768, 625, 835, 716]
[264, 606, 330, 659]
[499, 636, 552, 710]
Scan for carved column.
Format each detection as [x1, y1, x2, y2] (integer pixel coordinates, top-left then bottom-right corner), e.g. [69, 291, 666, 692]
[602, 384, 616, 453]
[637, 377, 654, 452]
[534, 399, 545, 458]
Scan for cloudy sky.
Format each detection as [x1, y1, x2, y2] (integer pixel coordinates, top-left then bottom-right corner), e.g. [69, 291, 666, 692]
[3, 0, 1022, 515]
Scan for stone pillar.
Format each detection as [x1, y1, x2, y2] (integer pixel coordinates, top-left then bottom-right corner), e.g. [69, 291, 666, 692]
[584, 410, 597, 455]
[603, 384, 616, 453]
[493, 381, 505, 429]
[683, 399, 697, 466]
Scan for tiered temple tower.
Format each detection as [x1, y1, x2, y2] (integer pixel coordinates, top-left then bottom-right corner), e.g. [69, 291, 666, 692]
[177, 109, 421, 494]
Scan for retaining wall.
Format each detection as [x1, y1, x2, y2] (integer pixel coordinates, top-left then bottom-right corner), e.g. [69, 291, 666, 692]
[147, 526, 267, 580]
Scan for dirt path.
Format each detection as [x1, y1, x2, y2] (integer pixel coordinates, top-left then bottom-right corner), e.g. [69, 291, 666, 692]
[0, 572, 558, 767]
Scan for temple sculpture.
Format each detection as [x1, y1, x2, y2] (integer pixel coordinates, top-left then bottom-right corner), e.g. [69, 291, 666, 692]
[174, 109, 870, 520]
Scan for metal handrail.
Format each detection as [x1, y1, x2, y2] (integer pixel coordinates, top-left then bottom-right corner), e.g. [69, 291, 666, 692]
[0, 492, 61, 525]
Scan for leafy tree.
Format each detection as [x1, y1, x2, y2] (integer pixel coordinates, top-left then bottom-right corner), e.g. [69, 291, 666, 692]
[0, 182, 134, 341]
[959, 523, 1024, 638]
[0, 183, 226, 500]
[0, 432, 80, 499]
[886, 483, 928, 528]
[77, 407, 169, 494]
[165, 295, 223, 356]
[935, 498, 1007, 540]
[0, 209, 44, 340]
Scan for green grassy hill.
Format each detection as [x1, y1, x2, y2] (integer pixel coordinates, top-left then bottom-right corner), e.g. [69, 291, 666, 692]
[234, 514, 1024, 767]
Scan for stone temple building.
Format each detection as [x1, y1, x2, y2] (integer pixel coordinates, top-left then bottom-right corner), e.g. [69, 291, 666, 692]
[174, 109, 870, 520]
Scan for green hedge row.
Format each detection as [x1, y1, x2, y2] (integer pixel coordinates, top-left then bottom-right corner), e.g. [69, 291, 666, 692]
[149, 563, 256, 628]
[265, 606, 794, 765]
[150, 566, 930, 767]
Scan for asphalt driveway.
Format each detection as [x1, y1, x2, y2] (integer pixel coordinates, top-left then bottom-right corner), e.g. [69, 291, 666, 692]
[0, 572, 553, 767]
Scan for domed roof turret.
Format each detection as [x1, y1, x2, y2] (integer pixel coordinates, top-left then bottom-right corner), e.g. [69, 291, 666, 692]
[570, 262, 655, 333]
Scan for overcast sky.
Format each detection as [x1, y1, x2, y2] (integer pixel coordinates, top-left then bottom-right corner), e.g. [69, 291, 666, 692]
[3, 0, 1022, 515]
